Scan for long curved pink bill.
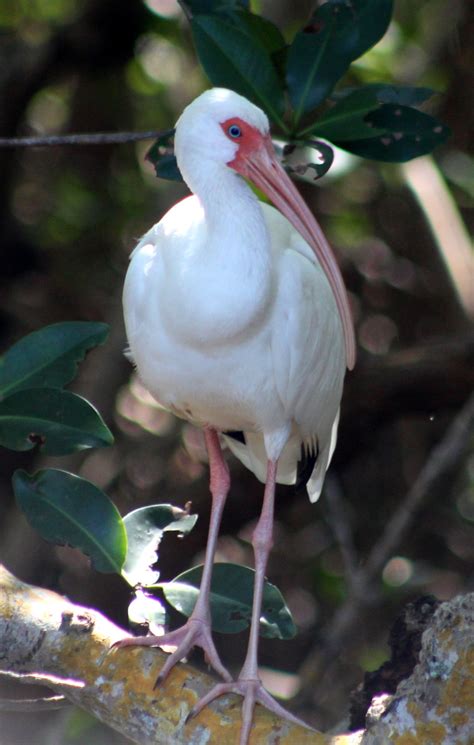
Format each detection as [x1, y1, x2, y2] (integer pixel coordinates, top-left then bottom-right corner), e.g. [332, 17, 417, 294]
[243, 141, 356, 370]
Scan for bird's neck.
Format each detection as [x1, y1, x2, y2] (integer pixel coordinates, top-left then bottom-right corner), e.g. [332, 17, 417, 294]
[187, 160, 271, 265]
[166, 159, 274, 345]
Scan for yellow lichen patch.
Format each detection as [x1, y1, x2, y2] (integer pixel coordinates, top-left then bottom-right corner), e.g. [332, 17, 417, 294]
[438, 647, 474, 713]
[448, 709, 469, 729]
[184, 688, 323, 744]
[393, 721, 447, 745]
[407, 699, 422, 720]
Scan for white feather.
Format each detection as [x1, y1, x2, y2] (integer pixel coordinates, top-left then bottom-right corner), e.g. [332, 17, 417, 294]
[123, 89, 346, 499]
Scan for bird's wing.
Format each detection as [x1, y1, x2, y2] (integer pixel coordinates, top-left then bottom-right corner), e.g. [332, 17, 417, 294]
[267, 203, 345, 499]
[124, 195, 201, 352]
[225, 204, 345, 501]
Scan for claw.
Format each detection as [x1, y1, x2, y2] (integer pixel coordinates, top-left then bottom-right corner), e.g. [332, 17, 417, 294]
[187, 678, 312, 745]
[112, 618, 232, 685]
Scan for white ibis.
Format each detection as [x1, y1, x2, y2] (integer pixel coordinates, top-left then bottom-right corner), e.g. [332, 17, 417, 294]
[118, 88, 355, 742]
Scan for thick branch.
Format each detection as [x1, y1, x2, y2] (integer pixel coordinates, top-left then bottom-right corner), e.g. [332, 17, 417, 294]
[1, 568, 472, 743]
[0, 566, 342, 745]
[362, 593, 474, 744]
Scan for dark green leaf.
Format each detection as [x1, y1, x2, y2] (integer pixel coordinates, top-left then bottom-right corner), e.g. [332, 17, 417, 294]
[227, 12, 286, 56]
[161, 563, 296, 639]
[146, 130, 183, 182]
[182, 0, 249, 16]
[191, 15, 286, 127]
[361, 85, 435, 106]
[339, 0, 393, 62]
[286, 0, 393, 123]
[283, 139, 334, 181]
[13, 468, 126, 573]
[286, 5, 354, 122]
[0, 322, 109, 397]
[0, 388, 114, 455]
[311, 85, 436, 141]
[337, 104, 450, 162]
[122, 504, 198, 587]
[128, 589, 167, 634]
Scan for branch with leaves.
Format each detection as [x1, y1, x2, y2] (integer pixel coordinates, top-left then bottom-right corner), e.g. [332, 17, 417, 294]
[1, 565, 472, 744]
[0, 323, 297, 650]
[0, 566, 326, 745]
[0, 1, 449, 184]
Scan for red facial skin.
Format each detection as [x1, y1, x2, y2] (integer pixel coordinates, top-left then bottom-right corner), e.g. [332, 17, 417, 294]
[220, 117, 266, 170]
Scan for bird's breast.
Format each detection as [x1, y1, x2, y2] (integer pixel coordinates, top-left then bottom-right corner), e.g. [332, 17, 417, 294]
[132, 196, 275, 350]
[123, 198, 282, 430]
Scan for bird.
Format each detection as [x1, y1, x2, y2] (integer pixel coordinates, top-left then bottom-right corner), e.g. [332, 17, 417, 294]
[117, 87, 356, 743]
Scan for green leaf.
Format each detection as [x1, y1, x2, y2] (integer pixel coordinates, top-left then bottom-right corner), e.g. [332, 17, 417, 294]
[0, 388, 114, 455]
[191, 15, 286, 128]
[311, 85, 436, 141]
[286, 6, 354, 122]
[337, 104, 450, 162]
[182, 0, 249, 16]
[161, 563, 296, 639]
[128, 589, 167, 634]
[286, 0, 393, 123]
[227, 11, 286, 57]
[340, 0, 393, 62]
[0, 322, 109, 397]
[146, 130, 183, 182]
[13, 468, 126, 573]
[122, 504, 198, 587]
[282, 139, 334, 181]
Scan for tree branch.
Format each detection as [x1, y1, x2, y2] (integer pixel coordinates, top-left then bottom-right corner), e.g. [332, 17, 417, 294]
[1, 566, 472, 743]
[0, 131, 170, 148]
[0, 565, 338, 745]
[298, 392, 474, 703]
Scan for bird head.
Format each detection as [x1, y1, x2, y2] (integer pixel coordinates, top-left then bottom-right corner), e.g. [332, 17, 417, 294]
[174, 88, 355, 369]
[174, 88, 269, 169]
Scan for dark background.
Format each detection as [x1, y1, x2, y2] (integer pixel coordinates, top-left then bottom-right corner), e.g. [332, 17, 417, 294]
[0, 1, 473, 743]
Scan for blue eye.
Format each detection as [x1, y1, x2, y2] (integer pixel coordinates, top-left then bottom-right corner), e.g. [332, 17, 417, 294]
[228, 124, 242, 138]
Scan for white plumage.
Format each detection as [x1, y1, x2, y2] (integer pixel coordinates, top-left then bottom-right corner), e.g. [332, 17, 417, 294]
[124, 89, 347, 500]
[120, 87, 354, 743]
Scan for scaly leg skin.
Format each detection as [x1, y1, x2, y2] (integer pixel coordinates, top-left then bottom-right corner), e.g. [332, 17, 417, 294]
[114, 427, 232, 685]
[187, 460, 311, 745]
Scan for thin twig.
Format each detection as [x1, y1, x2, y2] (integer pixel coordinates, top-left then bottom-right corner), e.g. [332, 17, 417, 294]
[0, 695, 69, 712]
[324, 475, 359, 588]
[364, 391, 474, 579]
[296, 393, 474, 708]
[0, 130, 170, 148]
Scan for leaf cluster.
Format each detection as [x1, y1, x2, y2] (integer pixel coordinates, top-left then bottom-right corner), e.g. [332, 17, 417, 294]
[4, 324, 295, 640]
[149, 0, 449, 181]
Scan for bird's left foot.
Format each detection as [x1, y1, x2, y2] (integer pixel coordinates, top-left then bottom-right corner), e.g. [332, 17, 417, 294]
[187, 677, 311, 745]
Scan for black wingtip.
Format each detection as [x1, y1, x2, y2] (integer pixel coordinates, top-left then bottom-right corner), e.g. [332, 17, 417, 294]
[295, 441, 319, 493]
[222, 430, 246, 444]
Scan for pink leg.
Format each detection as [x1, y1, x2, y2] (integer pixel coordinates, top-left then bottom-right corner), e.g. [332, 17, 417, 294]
[114, 427, 232, 684]
[188, 460, 311, 744]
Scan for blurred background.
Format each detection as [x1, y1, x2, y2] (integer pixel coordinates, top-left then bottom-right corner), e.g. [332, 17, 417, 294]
[0, 0, 473, 743]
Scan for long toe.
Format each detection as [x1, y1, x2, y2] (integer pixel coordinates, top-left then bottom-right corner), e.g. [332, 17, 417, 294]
[188, 678, 312, 745]
[113, 619, 232, 684]
[154, 621, 232, 685]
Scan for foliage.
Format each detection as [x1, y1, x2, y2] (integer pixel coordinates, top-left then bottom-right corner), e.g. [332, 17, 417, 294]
[13, 468, 126, 574]
[147, 0, 449, 181]
[4, 324, 295, 638]
[0, 323, 113, 454]
[160, 563, 297, 639]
